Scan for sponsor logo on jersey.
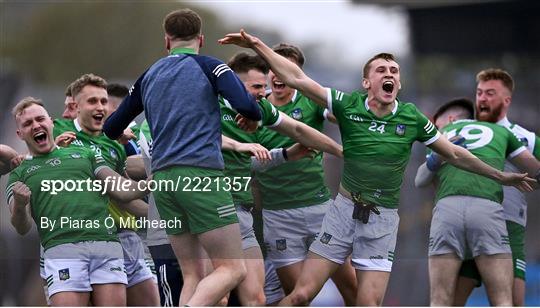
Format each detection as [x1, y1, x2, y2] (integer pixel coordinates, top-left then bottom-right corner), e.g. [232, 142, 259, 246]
[26, 165, 41, 174]
[347, 114, 363, 122]
[320, 232, 332, 244]
[72, 139, 84, 147]
[110, 266, 123, 272]
[222, 114, 234, 122]
[395, 124, 406, 136]
[291, 108, 303, 120]
[369, 255, 384, 260]
[59, 268, 70, 281]
[276, 239, 287, 251]
[70, 153, 82, 159]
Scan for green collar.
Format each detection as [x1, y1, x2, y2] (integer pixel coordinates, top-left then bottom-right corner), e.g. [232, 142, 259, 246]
[170, 47, 198, 55]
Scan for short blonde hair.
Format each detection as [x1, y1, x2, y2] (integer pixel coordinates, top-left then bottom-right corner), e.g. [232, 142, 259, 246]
[12, 96, 44, 118]
[70, 73, 107, 98]
[476, 68, 514, 93]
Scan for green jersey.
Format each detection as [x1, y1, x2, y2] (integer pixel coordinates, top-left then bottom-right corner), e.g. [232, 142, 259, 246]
[329, 89, 440, 208]
[6, 147, 117, 250]
[53, 118, 135, 229]
[435, 119, 526, 204]
[255, 90, 330, 210]
[220, 97, 281, 204]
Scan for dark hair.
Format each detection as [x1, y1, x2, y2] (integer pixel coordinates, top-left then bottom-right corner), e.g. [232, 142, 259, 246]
[227, 52, 269, 75]
[163, 8, 202, 41]
[272, 43, 305, 67]
[64, 83, 73, 96]
[107, 83, 129, 99]
[70, 74, 107, 98]
[433, 98, 475, 123]
[363, 53, 396, 78]
[476, 68, 514, 93]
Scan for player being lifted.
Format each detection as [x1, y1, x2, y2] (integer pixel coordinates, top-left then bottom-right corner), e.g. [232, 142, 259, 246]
[414, 98, 539, 305]
[219, 30, 536, 306]
[103, 9, 263, 306]
[6, 97, 149, 306]
[452, 70, 540, 305]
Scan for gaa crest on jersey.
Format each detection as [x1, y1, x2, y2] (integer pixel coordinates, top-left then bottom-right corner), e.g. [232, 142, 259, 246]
[395, 124, 406, 136]
[276, 239, 287, 251]
[59, 268, 70, 281]
[222, 114, 234, 122]
[320, 232, 332, 244]
[291, 108, 303, 120]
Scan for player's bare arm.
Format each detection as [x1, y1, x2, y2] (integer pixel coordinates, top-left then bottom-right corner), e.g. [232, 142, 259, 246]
[9, 181, 33, 235]
[219, 30, 328, 108]
[0, 144, 18, 175]
[114, 199, 149, 218]
[96, 166, 150, 202]
[509, 150, 540, 189]
[222, 134, 272, 162]
[272, 113, 343, 158]
[428, 136, 535, 191]
[414, 162, 436, 188]
[54, 131, 76, 147]
[125, 155, 148, 181]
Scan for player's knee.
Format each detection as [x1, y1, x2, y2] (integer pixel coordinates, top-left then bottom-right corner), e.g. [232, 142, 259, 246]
[356, 289, 384, 306]
[243, 291, 266, 307]
[289, 288, 313, 306]
[229, 261, 247, 285]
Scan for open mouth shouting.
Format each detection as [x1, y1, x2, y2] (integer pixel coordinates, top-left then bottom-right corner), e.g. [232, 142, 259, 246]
[92, 113, 105, 125]
[382, 81, 394, 94]
[272, 80, 286, 90]
[33, 131, 48, 146]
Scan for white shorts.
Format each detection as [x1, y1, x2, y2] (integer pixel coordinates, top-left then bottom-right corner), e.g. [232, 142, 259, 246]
[263, 200, 330, 268]
[264, 258, 285, 305]
[429, 195, 511, 258]
[236, 205, 260, 250]
[119, 230, 156, 287]
[43, 241, 127, 297]
[310, 194, 399, 272]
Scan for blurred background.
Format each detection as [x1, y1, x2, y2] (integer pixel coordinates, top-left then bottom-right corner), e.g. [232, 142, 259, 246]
[1, 0, 539, 305]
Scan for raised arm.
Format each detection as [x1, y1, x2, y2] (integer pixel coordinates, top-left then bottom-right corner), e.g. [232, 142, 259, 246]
[8, 182, 33, 235]
[103, 74, 145, 140]
[428, 136, 536, 191]
[219, 30, 328, 108]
